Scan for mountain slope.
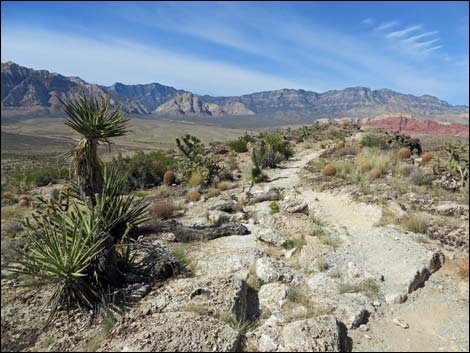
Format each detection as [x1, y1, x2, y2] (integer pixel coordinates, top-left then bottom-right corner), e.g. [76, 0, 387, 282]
[1, 61, 468, 123]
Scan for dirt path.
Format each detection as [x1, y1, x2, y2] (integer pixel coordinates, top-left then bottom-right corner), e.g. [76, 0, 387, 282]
[261, 143, 468, 352]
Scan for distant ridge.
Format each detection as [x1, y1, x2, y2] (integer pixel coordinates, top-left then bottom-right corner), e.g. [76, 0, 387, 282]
[1, 61, 468, 124]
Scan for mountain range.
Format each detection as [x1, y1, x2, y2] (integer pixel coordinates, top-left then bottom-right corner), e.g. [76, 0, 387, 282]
[1, 61, 468, 124]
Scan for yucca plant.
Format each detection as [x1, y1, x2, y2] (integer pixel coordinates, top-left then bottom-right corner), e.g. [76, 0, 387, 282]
[59, 95, 130, 200]
[8, 200, 108, 320]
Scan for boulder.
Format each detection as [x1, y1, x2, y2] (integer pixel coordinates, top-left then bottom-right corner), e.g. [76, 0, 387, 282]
[106, 312, 240, 352]
[280, 199, 309, 214]
[253, 228, 287, 247]
[258, 283, 292, 313]
[138, 275, 248, 322]
[246, 314, 347, 352]
[256, 257, 302, 284]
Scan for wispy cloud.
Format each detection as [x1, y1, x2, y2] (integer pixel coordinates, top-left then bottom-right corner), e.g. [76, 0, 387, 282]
[376, 21, 399, 31]
[1, 28, 300, 95]
[386, 25, 422, 39]
[402, 31, 439, 43]
[361, 17, 374, 25]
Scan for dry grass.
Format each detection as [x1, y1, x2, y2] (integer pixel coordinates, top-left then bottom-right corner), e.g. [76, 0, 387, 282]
[188, 172, 204, 188]
[400, 213, 429, 234]
[206, 188, 221, 198]
[457, 257, 469, 279]
[152, 201, 175, 220]
[154, 185, 171, 198]
[355, 148, 394, 178]
[330, 160, 353, 179]
[217, 181, 232, 190]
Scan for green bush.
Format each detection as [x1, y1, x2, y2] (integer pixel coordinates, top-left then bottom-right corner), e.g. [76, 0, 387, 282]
[227, 133, 256, 153]
[12, 167, 70, 188]
[255, 132, 294, 168]
[109, 151, 176, 190]
[8, 168, 150, 318]
[360, 133, 387, 149]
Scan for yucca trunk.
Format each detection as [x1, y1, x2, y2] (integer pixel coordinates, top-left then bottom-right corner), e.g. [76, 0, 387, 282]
[73, 138, 103, 201]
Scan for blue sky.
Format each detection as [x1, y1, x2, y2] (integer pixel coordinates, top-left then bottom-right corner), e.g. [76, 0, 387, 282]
[1, 1, 468, 104]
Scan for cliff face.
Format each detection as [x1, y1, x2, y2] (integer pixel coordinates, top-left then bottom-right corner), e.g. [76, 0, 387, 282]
[360, 116, 469, 137]
[154, 93, 254, 116]
[2, 61, 468, 122]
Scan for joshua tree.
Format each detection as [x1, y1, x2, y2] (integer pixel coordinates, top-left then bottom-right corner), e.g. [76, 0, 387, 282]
[59, 95, 129, 200]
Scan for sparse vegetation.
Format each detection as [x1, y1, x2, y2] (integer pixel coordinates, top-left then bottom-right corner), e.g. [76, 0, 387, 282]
[400, 213, 429, 234]
[152, 201, 175, 220]
[227, 133, 256, 153]
[110, 150, 176, 190]
[269, 201, 279, 214]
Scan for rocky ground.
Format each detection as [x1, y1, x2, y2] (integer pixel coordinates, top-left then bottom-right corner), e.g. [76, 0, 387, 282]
[1, 133, 469, 352]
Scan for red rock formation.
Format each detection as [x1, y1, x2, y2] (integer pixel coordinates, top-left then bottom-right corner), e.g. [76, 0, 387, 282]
[360, 116, 469, 137]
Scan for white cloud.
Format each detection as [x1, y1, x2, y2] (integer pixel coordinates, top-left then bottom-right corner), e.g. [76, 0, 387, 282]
[1, 28, 300, 96]
[361, 18, 374, 25]
[376, 21, 399, 31]
[386, 25, 422, 39]
[402, 31, 439, 43]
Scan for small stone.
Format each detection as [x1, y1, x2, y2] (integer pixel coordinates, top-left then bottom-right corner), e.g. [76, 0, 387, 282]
[284, 248, 296, 259]
[372, 301, 381, 307]
[385, 293, 407, 304]
[359, 324, 369, 332]
[392, 317, 409, 329]
[364, 334, 372, 340]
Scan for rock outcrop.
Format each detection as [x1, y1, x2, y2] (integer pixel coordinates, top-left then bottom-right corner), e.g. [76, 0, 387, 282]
[360, 115, 469, 137]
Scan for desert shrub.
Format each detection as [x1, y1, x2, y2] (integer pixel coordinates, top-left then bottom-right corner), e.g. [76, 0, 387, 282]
[227, 156, 239, 171]
[152, 201, 175, 220]
[11, 167, 70, 189]
[2, 192, 17, 205]
[154, 185, 171, 198]
[188, 172, 204, 188]
[331, 161, 353, 179]
[135, 191, 148, 198]
[333, 146, 358, 157]
[269, 201, 279, 215]
[360, 133, 387, 148]
[206, 188, 221, 198]
[163, 170, 176, 186]
[421, 152, 433, 164]
[249, 165, 268, 183]
[401, 213, 429, 234]
[253, 132, 294, 169]
[408, 167, 433, 186]
[457, 257, 469, 278]
[323, 164, 336, 176]
[335, 140, 345, 150]
[227, 133, 256, 153]
[176, 134, 221, 185]
[356, 148, 393, 176]
[398, 147, 411, 159]
[400, 165, 414, 177]
[217, 181, 232, 190]
[110, 151, 176, 190]
[187, 191, 201, 202]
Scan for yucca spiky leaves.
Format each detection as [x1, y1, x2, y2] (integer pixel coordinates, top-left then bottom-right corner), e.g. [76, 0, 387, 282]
[59, 95, 130, 199]
[8, 201, 108, 319]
